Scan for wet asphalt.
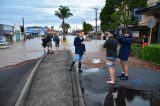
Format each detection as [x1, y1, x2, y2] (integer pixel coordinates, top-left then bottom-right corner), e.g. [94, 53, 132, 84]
[0, 59, 38, 106]
[79, 66, 160, 106]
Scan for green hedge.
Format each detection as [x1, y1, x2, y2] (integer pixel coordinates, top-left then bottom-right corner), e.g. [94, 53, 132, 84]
[141, 44, 160, 64]
[131, 43, 142, 58]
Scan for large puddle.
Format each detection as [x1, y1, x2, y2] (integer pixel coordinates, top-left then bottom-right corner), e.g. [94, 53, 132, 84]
[80, 68, 160, 106]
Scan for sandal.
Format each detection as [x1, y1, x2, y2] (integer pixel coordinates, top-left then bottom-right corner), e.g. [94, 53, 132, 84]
[106, 80, 116, 85]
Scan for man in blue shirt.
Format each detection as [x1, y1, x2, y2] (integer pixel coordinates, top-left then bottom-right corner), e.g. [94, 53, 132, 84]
[68, 31, 86, 73]
[117, 29, 132, 80]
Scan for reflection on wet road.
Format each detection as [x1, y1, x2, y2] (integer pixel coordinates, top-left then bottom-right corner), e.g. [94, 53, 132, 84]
[80, 68, 160, 106]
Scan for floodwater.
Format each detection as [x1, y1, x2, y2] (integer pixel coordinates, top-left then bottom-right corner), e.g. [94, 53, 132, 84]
[0, 37, 44, 68]
[80, 68, 160, 106]
[0, 35, 105, 68]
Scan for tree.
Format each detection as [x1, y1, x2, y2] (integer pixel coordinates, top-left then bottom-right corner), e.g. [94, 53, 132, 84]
[83, 21, 93, 34]
[100, 0, 118, 32]
[100, 0, 147, 32]
[60, 23, 71, 34]
[55, 6, 73, 41]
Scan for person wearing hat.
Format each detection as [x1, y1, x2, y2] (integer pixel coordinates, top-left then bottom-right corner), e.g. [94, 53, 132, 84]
[117, 29, 132, 80]
[103, 30, 118, 84]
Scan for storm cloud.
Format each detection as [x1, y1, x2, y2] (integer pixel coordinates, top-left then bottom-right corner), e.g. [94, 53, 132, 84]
[0, 0, 105, 29]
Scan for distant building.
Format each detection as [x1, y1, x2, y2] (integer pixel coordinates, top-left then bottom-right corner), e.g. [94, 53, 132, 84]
[25, 26, 45, 38]
[13, 24, 22, 42]
[0, 24, 14, 42]
[89, 26, 103, 39]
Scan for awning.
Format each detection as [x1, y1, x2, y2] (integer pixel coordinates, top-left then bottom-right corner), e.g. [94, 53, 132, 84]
[136, 3, 160, 15]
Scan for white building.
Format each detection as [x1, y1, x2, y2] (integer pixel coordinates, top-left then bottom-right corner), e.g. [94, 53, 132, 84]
[13, 24, 22, 42]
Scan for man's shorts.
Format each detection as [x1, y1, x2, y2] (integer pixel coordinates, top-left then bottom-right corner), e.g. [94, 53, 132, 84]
[47, 42, 52, 48]
[120, 59, 128, 65]
[73, 54, 83, 62]
[106, 57, 116, 67]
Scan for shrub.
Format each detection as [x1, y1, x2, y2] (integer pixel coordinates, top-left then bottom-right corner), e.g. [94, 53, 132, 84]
[141, 44, 160, 64]
[131, 43, 142, 58]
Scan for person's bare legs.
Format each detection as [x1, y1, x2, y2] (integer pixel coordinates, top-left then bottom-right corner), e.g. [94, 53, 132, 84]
[108, 67, 115, 82]
[120, 61, 129, 80]
[122, 64, 128, 75]
[106, 60, 115, 83]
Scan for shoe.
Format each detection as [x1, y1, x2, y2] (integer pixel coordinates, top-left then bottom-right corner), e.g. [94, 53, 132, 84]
[78, 69, 83, 73]
[68, 68, 72, 71]
[106, 80, 115, 85]
[117, 74, 125, 78]
[120, 76, 128, 80]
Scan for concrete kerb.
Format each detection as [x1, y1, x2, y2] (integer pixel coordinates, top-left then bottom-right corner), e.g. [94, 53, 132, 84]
[69, 51, 85, 106]
[15, 54, 46, 106]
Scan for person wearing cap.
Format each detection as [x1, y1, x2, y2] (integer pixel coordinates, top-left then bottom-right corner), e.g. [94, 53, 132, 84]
[68, 31, 86, 73]
[103, 30, 118, 84]
[117, 29, 132, 80]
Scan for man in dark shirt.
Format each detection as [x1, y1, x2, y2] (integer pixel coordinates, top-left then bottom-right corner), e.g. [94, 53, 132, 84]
[117, 30, 132, 80]
[68, 31, 86, 73]
[103, 30, 118, 84]
[46, 33, 53, 53]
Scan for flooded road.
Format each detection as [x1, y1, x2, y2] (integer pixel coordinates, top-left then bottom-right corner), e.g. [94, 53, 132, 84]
[0, 37, 43, 68]
[0, 35, 105, 68]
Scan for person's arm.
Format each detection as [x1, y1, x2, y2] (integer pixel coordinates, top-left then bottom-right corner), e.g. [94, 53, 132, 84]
[123, 37, 132, 45]
[118, 36, 124, 44]
[103, 39, 109, 48]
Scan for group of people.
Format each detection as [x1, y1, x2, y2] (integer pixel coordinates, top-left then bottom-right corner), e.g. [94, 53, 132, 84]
[103, 29, 132, 84]
[42, 32, 60, 54]
[68, 29, 132, 85]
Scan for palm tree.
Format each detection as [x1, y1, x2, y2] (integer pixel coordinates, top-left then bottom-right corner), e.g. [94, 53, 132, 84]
[61, 23, 71, 35]
[55, 6, 73, 41]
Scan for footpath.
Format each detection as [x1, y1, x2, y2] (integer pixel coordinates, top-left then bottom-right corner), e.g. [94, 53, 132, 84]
[15, 50, 84, 106]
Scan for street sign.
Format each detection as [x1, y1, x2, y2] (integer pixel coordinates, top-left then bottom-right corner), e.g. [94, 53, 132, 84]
[147, 16, 156, 28]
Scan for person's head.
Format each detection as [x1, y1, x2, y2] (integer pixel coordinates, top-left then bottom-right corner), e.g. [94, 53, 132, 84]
[79, 31, 85, 38]
[124, 29, 131, 37]
[106, 30, 115, 37]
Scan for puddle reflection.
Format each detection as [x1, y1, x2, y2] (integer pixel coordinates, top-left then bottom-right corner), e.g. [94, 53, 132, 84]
[104, 87, 152, 106]
[80, 68, 160, 106]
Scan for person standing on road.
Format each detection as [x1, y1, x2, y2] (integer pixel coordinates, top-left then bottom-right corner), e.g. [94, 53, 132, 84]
[68, 31, 86, 73]
[41, 36, 47, 54]
[103, 30, 118, 84]
[46, 33, 53, 54]
[53, 34, 60, 51]
[117, 29, 132, 80]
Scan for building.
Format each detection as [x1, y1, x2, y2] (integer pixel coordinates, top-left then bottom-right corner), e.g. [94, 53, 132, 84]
[89, 26, 103, 39]
[13, 24, 22, 42]
[136, 0, 160, 43]
[25, 26, 45, 38]
[0, 24, 14, 42]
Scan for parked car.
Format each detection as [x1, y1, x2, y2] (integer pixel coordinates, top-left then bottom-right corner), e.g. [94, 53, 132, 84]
[0, 40, 9, 49]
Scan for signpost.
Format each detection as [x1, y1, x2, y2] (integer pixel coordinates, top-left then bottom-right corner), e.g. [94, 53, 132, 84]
[147, 16, 156, 45]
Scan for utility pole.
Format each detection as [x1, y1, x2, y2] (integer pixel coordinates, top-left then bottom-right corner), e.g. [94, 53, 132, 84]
[22, 17, 25, 41]
[94, 8, 98, 39]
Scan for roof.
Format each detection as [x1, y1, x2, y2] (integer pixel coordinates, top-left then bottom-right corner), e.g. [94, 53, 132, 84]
[136, 2, 160, 15]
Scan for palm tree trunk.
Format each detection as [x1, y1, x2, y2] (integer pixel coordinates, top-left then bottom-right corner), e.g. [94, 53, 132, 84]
[62, 19, 66, 41]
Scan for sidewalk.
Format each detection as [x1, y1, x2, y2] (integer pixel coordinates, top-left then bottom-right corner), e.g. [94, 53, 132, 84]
[16, 50, 84, 106]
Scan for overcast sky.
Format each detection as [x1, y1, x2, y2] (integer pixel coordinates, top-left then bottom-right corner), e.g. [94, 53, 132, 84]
[0, 0, 105, 30]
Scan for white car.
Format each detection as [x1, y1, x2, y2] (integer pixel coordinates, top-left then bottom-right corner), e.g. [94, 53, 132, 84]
[0, 40, 9, 49]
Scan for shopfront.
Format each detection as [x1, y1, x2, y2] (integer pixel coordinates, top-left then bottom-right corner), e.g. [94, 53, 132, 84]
[0, 24, 14, 42]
